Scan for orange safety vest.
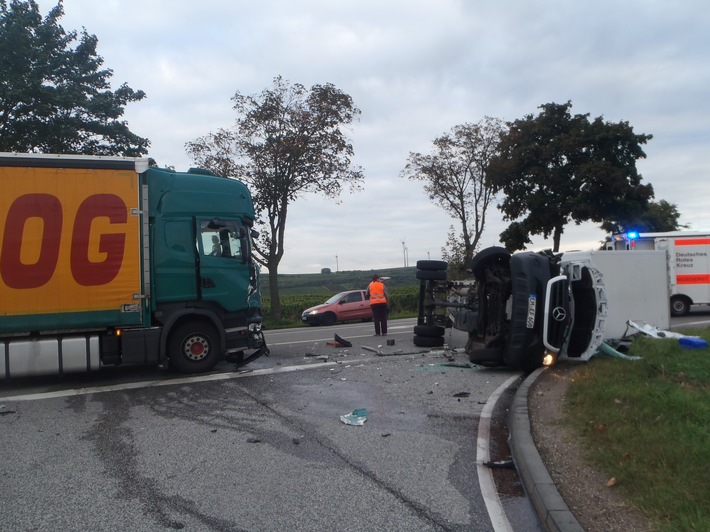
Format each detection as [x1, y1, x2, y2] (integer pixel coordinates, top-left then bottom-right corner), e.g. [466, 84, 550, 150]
[368, 281, 387, 305]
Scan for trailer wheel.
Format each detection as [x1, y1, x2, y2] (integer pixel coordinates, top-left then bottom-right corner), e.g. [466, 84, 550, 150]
[413, 335, 445, 347]
[168, 322, 222, 373]
[670, 295, 691, 317]
[413, 325, 445, 337]
[416, 260, 448, 271]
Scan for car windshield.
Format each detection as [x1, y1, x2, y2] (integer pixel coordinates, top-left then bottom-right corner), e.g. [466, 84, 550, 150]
[325, 292, 348, 304]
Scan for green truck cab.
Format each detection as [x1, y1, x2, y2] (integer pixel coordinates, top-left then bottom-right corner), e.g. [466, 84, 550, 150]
[0, 153, 268, 378]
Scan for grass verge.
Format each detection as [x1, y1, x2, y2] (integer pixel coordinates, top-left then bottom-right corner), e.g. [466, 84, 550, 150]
[564, 329, 710, 531]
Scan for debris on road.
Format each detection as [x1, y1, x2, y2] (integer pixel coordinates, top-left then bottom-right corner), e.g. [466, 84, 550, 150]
[340, 408, 368, 426]
[334, 333, 353, 348]
[483, 459, 515, 469]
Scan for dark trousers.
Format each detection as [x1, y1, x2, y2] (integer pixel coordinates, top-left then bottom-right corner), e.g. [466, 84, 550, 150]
[371, 303, 388, 335]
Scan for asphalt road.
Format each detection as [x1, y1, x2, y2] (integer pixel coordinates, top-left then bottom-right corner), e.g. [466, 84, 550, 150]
[0, 319, 540, 532]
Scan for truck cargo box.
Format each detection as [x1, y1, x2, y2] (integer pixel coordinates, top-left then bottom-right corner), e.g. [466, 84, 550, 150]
[562, 250, 669, 339]
[1, 157, 147, 334]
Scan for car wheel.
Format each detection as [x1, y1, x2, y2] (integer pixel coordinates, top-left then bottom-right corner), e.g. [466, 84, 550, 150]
[413, 325, 445, 337]
[670, 295, 691, 317]
[416, 269, 447, 281]
[416, 260, 448, 271]
[413, 335, 445, 347]
[168, 321, 222, 373]
[320, 312, 337, 326]
[471, 247, 511, 279]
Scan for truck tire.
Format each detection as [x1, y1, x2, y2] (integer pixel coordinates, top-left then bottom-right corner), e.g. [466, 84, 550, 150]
[468, 347, 504, 366]
[413, 325, 445, 337]
[413, 335, 445, 347]
[415, 269, 447, 281]
[168, 322, 222, 373]
[670, 295, 691, 317]
[471, 247, 510, 279]
[416, 260, 448, 271]
[320, 312, 337, 326]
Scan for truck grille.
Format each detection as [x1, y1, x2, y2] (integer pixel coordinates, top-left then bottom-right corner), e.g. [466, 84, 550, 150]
[543, 275, 571, 352]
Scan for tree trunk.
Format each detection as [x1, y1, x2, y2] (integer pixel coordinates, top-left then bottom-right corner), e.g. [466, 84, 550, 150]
[553, 226, 562, 252]
[268, 264, 281, 322]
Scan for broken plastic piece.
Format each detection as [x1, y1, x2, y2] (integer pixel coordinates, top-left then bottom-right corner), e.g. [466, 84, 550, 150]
[334, 333, 353, 348]
[484, 460, 515, 469]
[678, 337, 709, 349]
[340, 408, 368, 426]
[627, 320, 689, 340]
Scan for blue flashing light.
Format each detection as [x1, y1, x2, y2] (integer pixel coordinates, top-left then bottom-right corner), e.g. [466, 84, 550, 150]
[626, 231, 639, 240]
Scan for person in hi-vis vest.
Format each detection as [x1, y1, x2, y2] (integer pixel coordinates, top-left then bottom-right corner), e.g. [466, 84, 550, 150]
[366, 274, 389, 335]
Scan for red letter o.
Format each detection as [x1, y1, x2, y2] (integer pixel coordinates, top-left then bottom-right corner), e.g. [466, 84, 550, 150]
[1, 194, 63, 289]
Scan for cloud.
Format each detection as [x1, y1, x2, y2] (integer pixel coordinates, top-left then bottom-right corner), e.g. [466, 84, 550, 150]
[31, 0, 710, 273]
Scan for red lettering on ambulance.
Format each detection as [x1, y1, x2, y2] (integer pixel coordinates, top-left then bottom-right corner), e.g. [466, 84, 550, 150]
[70, 194, 127, 286]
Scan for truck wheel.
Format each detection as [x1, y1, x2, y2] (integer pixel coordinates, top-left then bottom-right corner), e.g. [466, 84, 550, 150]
[416, 269, 447, 281]
[168, 322, 222, 373]
[320, 312, 337, 326]
[413, 325, 445, 337]
[413, 335, 445, 347]
[471, 247, 510, 279]
[670, 296, 691, 317]
[416, 260, 448, 271]
[468, 347, 504, 366]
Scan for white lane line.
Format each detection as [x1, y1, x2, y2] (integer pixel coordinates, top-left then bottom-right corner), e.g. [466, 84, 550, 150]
[477, 374, 520, 532]
[0, 362, 339, 402]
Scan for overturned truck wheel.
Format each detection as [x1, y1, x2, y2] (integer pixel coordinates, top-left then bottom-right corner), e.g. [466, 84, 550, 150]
[413, 335, 445, 347]
[416, 269, 447, 281]
[413, 325, 445, 337]
[416, 260, 448, 271]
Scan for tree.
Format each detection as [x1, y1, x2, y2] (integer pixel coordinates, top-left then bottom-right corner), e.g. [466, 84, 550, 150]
[186, 76, 364, 321]
[0, 0, 148, 155]
[402, 117, 505, 266]
[488, 102, 654, 252]
[601, 199, 688, 235]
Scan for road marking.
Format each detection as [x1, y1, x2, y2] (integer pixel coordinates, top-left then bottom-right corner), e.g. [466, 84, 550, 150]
[0, 362, 339, 402]
[477, 373, 520, 532]
[267, 328, 414, 346]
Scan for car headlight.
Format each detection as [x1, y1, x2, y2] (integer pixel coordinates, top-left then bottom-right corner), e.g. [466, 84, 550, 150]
[308, 310, 319, 315]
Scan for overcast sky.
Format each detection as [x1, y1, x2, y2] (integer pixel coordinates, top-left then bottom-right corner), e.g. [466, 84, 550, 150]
[34, 0, 710, 273]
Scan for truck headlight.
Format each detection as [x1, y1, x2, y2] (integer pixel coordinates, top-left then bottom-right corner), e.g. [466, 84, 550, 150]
[543, 352, 556, 366]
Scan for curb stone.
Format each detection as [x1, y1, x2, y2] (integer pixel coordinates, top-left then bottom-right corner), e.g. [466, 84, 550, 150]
[508, 367, 584, 532]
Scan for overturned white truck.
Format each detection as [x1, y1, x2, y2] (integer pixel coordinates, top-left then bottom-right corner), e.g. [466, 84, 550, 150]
[415, 247, 609, 372]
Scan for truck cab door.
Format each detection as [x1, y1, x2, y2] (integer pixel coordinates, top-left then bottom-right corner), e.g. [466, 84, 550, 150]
[196, 219, 253, 311]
